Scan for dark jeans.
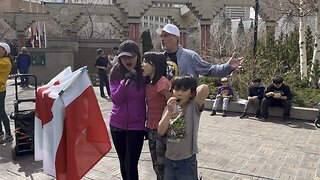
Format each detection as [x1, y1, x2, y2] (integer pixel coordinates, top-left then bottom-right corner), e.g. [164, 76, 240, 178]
[19, 68, 29, 87]
[0, 91, 11, 135]
[261, 97, 292, 118]
[98, 72, 110, 97]
[164, 154, 198, 180]
[243, 98, 261, 113]
[110, 125, 145, 180]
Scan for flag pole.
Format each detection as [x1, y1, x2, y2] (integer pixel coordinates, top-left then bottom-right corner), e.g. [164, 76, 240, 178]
[42, 1, 47, 47]
[37, 0, 41, 48]
[29, 0, 35, 48]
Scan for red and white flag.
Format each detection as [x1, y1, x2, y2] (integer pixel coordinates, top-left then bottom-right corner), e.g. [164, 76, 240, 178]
[29, 25, 34, 48]
[34, 67, 111, 180]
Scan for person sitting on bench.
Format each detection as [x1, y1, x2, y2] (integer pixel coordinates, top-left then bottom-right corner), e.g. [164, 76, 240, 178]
[260, 76, 292, 124]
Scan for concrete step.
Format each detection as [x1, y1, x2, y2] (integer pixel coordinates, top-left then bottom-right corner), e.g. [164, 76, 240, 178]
[204, 99, 318, 121]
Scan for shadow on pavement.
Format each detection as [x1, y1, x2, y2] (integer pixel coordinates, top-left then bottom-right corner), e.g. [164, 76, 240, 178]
[199, 166, 274, 180]
[0, 141, 44, 178]
[13, 154, 43, 178]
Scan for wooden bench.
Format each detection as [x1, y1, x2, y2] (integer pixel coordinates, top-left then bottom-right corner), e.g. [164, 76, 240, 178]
[204, 99, 318, 121]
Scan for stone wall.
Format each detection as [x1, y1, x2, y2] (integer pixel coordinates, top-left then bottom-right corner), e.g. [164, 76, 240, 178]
[28, 47, 74, 84]
[204, 99, 318, 121]
[26, 37, 121, 84]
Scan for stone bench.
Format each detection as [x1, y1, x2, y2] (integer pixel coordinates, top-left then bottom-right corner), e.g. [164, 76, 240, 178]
[204, 99, 318, 121]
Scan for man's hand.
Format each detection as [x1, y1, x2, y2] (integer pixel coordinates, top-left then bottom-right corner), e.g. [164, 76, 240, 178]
[248, 96, 258, 100]
[266, 92, 274, 97]
[228, 52, 244, 70]
[273, 95, 282, 99]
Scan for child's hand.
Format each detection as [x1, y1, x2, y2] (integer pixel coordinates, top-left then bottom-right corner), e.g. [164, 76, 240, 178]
[167, 97, 178, 113]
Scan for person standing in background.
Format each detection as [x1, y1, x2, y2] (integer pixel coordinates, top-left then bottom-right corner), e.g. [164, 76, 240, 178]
[109, 47, 119, 66]
[0, 42, 14, 143]
[17, 46, 31, 88]
[95, 48, 112, 98]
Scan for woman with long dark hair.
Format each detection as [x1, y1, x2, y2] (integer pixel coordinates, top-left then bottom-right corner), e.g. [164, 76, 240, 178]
[109, 40, 146, 180]
[142, 52, 171, 180]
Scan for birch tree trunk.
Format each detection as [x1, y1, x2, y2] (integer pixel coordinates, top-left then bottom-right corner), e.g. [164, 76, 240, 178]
[299, 0, 308, 79]
[310, 2, 320, 87]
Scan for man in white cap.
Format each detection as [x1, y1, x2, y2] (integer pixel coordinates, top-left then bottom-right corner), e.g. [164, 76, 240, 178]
[0, 42, 14, 143]
[160, 24, 243, 80]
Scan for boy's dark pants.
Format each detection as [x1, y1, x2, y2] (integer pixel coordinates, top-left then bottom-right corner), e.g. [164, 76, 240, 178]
[261, 97, 292, 119]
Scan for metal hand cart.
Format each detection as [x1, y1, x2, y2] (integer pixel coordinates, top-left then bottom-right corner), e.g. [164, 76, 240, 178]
[9, 74, 37, 160]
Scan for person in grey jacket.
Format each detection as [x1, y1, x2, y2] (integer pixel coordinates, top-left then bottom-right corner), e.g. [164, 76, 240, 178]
[160, 24, 243, 80]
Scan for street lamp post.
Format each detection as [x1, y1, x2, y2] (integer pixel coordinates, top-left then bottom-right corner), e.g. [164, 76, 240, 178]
[253, 0, 259, 58]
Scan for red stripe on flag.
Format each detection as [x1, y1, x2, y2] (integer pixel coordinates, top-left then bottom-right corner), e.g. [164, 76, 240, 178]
[55, 86, 111, 180]
[36, 87, 55, 127]
[54, 81, 60, 86]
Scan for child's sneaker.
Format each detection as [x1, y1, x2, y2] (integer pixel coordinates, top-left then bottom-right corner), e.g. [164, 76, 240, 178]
[222, 110, 227, 117]
[210, 110, 216, 116]
[239, 112, 248, 119]
[0, 135, 13, 144]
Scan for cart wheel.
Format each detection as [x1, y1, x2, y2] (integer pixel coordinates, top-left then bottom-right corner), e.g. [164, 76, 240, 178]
[315, 118, 320, 128]
[11, 145, 17, 160]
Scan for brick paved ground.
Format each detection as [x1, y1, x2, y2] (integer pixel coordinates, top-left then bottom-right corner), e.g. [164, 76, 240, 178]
[1, 79, 320, 180]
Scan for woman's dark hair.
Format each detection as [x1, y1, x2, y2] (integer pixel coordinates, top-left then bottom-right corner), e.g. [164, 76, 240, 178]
[171, 75, 198, 94]
[109, 40, 143, 90]
[143, 52, 167, 84]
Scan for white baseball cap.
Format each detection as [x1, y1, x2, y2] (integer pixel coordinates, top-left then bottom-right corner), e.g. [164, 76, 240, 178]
[162, 24, 180, 37]
[221, 77, 228, 82]
[0, 43, 10, 54]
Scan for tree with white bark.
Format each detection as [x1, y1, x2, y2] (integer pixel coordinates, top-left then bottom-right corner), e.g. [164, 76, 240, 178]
[310, 1, 320, 87]
[278, 0, 318, 81]
[299, 0, 308, 79]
